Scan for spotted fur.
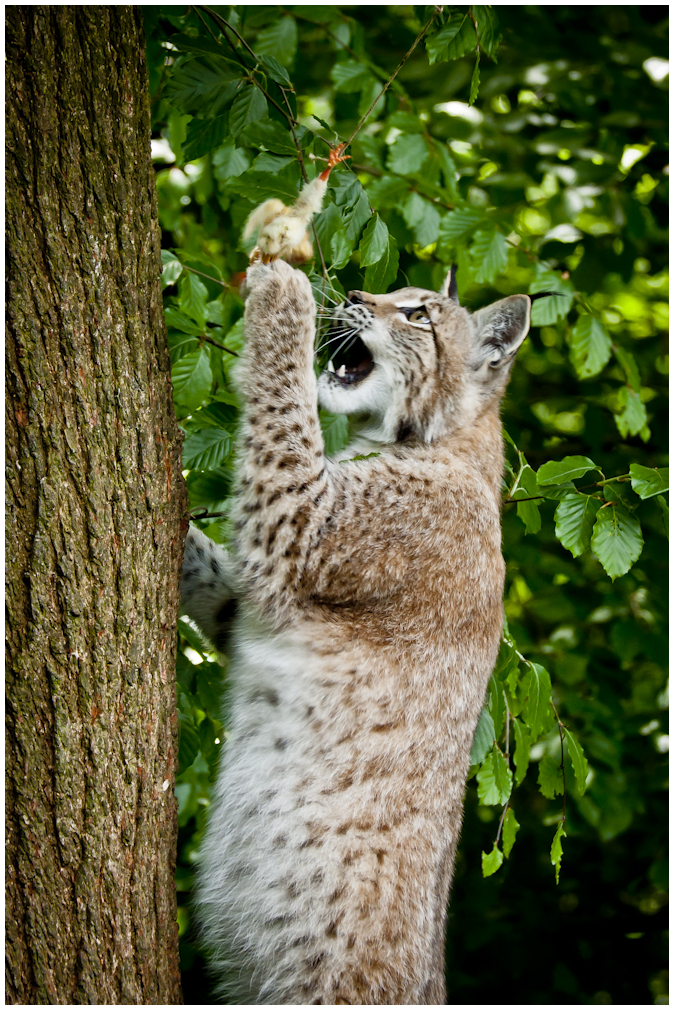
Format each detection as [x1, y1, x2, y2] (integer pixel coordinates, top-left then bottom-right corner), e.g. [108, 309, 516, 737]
[180, 260, 530, 1004]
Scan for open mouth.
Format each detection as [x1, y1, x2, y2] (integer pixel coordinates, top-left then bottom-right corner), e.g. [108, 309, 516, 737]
[324, 331, 375, 387]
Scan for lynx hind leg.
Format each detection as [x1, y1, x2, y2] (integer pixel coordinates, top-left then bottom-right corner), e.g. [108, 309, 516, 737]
[180, 526, 237, 650]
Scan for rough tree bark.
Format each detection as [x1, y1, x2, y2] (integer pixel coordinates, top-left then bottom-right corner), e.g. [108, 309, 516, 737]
[6, 7, 186, 1003]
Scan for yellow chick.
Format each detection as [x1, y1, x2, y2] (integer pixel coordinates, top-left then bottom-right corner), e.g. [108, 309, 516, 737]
[244, 143, 350, 264]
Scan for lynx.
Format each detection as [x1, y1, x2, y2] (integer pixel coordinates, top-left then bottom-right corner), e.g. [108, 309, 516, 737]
[180, 259, 530, 1004]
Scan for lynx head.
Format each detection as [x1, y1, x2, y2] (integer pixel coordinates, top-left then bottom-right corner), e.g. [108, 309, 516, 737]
[317, 270, 530, 444]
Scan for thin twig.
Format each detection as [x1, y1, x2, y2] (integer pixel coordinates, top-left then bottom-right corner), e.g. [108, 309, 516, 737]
[196, 5, 298, 125]
[343, 7, 444, 149]
[201, 334, 239, 357]
[182, 263, 227, 287]
[495, 801, 509, 845]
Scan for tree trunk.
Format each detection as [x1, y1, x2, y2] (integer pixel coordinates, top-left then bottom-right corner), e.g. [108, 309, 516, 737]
[5, 6, 186, 1003]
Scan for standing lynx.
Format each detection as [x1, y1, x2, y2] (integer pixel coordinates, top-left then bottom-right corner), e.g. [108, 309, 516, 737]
[181, 259, 530, 1004]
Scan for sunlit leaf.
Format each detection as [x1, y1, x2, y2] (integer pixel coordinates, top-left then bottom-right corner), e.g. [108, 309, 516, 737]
[613, 386, 649, 439]
[172, 348, 213, 411]
[629, 464, 668, 499]
[538, 755, 563, 799]
[320, 411, 350, 454]
[359, 214, 390, 267]
[387, 133, 428, 175]
[482, 842, 504, 877]
[568, 314, 611, 379]
[363, 234, 399, 293]
[591, 502, 644, 580]
[521, 663, 552, 739]
[502, 808, 520, 858]
[537, 455, 598, 485]
[470, 707, 495, 766]
[551, 823, 567, 884]
[554, 494, 601, 557]
[179, 271, 209, 328]
[472, 229, 509, 284]
[182, 428, 232, 471]
[565, 729, 589, 795]
[473, 5, 502, 58]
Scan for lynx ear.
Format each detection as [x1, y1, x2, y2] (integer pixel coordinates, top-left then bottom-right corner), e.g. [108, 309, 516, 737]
[472, 294, 530, 369]
[439, 266, 459, 303]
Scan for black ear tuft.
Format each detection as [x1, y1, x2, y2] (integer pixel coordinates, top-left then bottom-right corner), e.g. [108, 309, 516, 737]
[439, 266, 459, 303]
[472, 294, 531, 368]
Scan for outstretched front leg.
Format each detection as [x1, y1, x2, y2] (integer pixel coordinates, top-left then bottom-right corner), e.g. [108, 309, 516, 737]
[180, 526, 237, 651]
[233, 260, 333, 620]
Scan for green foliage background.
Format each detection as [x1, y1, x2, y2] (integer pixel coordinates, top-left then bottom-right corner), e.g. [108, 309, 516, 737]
[144, 6, 668, 1003]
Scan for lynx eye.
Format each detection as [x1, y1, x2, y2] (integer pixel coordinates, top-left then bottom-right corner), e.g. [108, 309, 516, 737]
[401, 306, 430, 324]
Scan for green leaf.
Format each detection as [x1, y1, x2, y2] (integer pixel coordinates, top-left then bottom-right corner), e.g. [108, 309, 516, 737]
[197, 661, 224, 713]
[473, 5, 502, 58]
[502, 808, 520, 859]
[472, 229, 509, 284]
[363, 234, 399, 293]
[568, 314, 611, 379]
[537, 482, 577, 501]
[359, 214, 390, 267]
[657, 495, 669, 539]
[531, 293, 574, 326]
[387, 133, 428, 175]
[229, 85, 268, 138]
[320, 411, 350, 454]
[178, 711, 200, 772]
[182, 428, 232, 471]
[591, 503, 644, 580]
[165, 308, 204, 338]
[439, 207, 484, 242]
[538, 755, 563, 799]
[426, 13, 473, 64]
[330, 59, 372, 93]
[330, 227, 353, 269]
[161, 251, 183, 288]
[487, 676, 506, 739]
[477, 746, 512, 806]
[183, 114, 229, 162]
[469, 52, 481, 105]
[257, 53, 292, 86]
[402, 192, 441, 247]
[537, 455, 598, 485]
[521, 663, 552, 739]
[511, 464, 542, 535]
[612, 344, 641, 392]
[482, 843, 504, 877]
[554, 494, 601, 557]
[198, 714, 218, 761]
[629, 464, 667, 499]
[254, 16, 298, 68]
[172, 349, 213, 411]
[470, 707, 495, 766]
[212, 138, 250, 180]
[344, 190, 372, 245]
[565, 729, 589, 795]
[243, 120, 308, 156]
[551, 823, 567, 884]
[179, 271, 209, 328]
[166, 56, 242, 117]
[513, 719, 531, 786]
[613, 386, 649, 439]
[228, 165, 300, 203]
